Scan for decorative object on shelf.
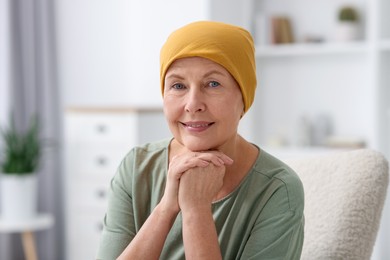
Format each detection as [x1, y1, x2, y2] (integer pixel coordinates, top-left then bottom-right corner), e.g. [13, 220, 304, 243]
[294, 114, 334, 147]
[295, 115, 312, 147]
[324, 135, 366, 149]
[254, 13, 295, 46]
[303, 35, 325, 44]
[0, 115, 42, 221]
[311, 114, 333, 146]
[271, 15, 295, 44]
[334, 5, 360, 42]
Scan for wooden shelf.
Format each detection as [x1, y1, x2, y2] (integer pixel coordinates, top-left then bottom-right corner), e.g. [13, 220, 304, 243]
[255, 41, 368, 57]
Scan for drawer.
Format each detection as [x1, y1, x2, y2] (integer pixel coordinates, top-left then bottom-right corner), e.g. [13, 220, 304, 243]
[68, 181, 110, 210]
[67, 144, 130, 176]
[65, 113, 137, 143]
[66, 211, 106, 260]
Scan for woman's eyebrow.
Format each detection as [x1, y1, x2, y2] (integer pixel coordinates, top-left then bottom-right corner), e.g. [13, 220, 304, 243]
[166, 69, 226, 80]
[203, 70, 226, 78]
[165, 73, 185, 81]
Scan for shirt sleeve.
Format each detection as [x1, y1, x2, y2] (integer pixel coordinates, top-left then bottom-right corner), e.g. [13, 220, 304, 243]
[241, 178, 305, 260]
[96, 150, 136, 260]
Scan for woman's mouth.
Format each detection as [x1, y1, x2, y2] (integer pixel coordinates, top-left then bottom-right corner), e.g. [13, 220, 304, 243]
[181, 121, 214, 132]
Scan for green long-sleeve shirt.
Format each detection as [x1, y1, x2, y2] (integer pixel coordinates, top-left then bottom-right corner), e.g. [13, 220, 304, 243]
[96, 138, 304, 260]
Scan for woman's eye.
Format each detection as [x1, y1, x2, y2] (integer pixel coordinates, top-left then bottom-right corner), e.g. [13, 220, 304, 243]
[172, 83, 185, 90]
[208, 81, 220, 88]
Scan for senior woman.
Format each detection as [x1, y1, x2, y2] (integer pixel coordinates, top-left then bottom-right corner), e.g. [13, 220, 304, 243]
[96, 21, 304, 260]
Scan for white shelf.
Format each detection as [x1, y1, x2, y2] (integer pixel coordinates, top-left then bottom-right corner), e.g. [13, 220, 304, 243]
[255, 41, 368, 57]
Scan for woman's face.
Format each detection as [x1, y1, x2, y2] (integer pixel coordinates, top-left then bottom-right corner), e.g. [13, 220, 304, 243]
[163, 57, 244, 152]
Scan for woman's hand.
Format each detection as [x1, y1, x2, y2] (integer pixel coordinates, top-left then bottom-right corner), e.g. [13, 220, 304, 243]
[177, 151, 233, 212]
[161, 151, 233, 214]
[178, 162, 225, 212]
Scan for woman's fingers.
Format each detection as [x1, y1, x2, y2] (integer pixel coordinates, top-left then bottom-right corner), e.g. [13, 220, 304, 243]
[165, 150, 232, 213]
[190, 151, 234, 167]
[178, 163, 226, 212]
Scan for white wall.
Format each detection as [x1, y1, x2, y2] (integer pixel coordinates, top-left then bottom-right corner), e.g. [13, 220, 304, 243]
[56, 0, 209, 108]
[254, 54, 375, 147]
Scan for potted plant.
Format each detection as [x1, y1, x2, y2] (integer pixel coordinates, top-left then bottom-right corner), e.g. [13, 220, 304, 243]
[334, 5, 360, 42]
[0, 115, 41, 221]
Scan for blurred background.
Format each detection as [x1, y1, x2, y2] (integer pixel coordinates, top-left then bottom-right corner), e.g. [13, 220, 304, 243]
[0, 0, 389, 259]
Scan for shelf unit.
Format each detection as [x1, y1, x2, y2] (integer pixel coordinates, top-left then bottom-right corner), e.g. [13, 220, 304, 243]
[255, 41, 368, 57]
[211, 0, 389, 159]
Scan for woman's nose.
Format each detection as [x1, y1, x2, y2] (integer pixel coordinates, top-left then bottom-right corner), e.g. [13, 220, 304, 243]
[185, 88, 206, 113]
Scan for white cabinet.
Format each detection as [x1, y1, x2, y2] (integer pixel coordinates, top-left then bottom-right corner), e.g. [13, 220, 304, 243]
[63, 107, 170, 260]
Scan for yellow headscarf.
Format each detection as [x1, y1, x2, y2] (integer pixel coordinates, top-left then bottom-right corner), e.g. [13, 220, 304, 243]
[160, 20, 257, 113]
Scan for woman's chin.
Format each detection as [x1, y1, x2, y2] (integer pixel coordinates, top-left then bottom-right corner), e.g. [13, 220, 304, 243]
[182, 140, 215, 152]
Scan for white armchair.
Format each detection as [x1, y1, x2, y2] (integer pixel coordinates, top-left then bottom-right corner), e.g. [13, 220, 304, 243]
[285, 149, 389, 260]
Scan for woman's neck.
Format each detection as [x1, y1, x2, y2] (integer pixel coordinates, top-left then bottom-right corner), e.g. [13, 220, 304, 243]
[214, 137, 259, 200]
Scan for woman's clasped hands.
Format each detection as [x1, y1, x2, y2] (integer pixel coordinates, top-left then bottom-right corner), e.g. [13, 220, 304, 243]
[161, 151, 234, 214]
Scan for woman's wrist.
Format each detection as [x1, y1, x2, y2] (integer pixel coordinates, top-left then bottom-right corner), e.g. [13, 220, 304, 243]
[157, 198, 181, 218]
[181, 204, 212, 219]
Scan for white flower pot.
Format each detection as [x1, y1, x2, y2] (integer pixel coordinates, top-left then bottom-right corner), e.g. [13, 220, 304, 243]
[333, 22, 359, 42]
[0, 173, 38, 221]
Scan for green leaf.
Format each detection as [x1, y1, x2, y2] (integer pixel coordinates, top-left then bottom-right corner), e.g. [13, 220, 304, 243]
[0, 114, 42, 174]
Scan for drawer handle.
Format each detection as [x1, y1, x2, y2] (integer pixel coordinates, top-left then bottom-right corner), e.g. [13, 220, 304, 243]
[96, 124, 107, 133]
[97, 222, 104, 231]
[96, 189, 106, 198]
[96, 157, 107, 166]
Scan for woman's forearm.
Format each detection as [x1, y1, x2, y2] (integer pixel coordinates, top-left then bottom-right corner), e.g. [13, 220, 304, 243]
[182, 206, 222, 260]
[178, 161, 226, 260]
[117, 203, 178, 260]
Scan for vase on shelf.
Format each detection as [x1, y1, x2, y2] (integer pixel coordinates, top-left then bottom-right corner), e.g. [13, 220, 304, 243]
[333, 21, 359, 42]
[333, 5, 360, 42]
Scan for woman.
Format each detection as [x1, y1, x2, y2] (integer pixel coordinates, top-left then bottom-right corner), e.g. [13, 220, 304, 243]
[97, 21, 304, 260]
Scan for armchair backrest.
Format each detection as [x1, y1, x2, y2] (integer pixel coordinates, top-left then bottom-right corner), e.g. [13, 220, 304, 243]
[285, 149, 389, 260]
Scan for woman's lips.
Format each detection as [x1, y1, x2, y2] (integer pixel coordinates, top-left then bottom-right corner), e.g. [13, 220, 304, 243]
[181, 121, 214, 132]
